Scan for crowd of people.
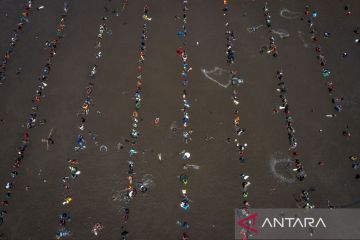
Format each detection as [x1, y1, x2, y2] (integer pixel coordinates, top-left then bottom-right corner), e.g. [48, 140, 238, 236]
[263, 3, 278, 57]
[275, 70, 306, 181]
[305, 5, 344, 114]
[0, 1, 358, 238]
[0, 0, 34, 84]
[305, 4, 360, 182]
[55, 3, 115, 238]
[117, 5, 152, 240]
[0, 2, 69, 227]
[262, 3, 307, 182]
[223, 0, 252, 214]
[175, 1, 192, 239]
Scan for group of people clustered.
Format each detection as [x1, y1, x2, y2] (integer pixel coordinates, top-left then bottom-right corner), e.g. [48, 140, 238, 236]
[267, 3, 313, 209]
[223, 0, 253, 218]
[0, 1, 69, 227]
[0, 0, 33, 84]
[116, 5, 153, 240]
[56, 1, 117, 238]
[1, 0, 359, 238]
[263, 4, 306, 182]
[174, 0, 193, 239]
[236, 3, 349, 237]
[304, 5, 344, 114]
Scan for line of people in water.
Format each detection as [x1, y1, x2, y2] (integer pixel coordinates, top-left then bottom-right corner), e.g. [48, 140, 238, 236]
[1, 3, 69, 227]
[0, 0, 34, 84]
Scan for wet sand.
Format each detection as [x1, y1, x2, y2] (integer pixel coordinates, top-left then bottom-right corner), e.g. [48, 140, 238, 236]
[0, 0, 359, 239]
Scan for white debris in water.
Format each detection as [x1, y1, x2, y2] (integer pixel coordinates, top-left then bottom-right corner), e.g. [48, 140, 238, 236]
[271, 29, 290, 39]
[183, 164, 200, 170]
[280, 8, 301, 19]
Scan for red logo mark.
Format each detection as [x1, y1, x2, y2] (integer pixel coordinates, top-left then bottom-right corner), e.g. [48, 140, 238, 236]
[237, 213, 258, 234]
